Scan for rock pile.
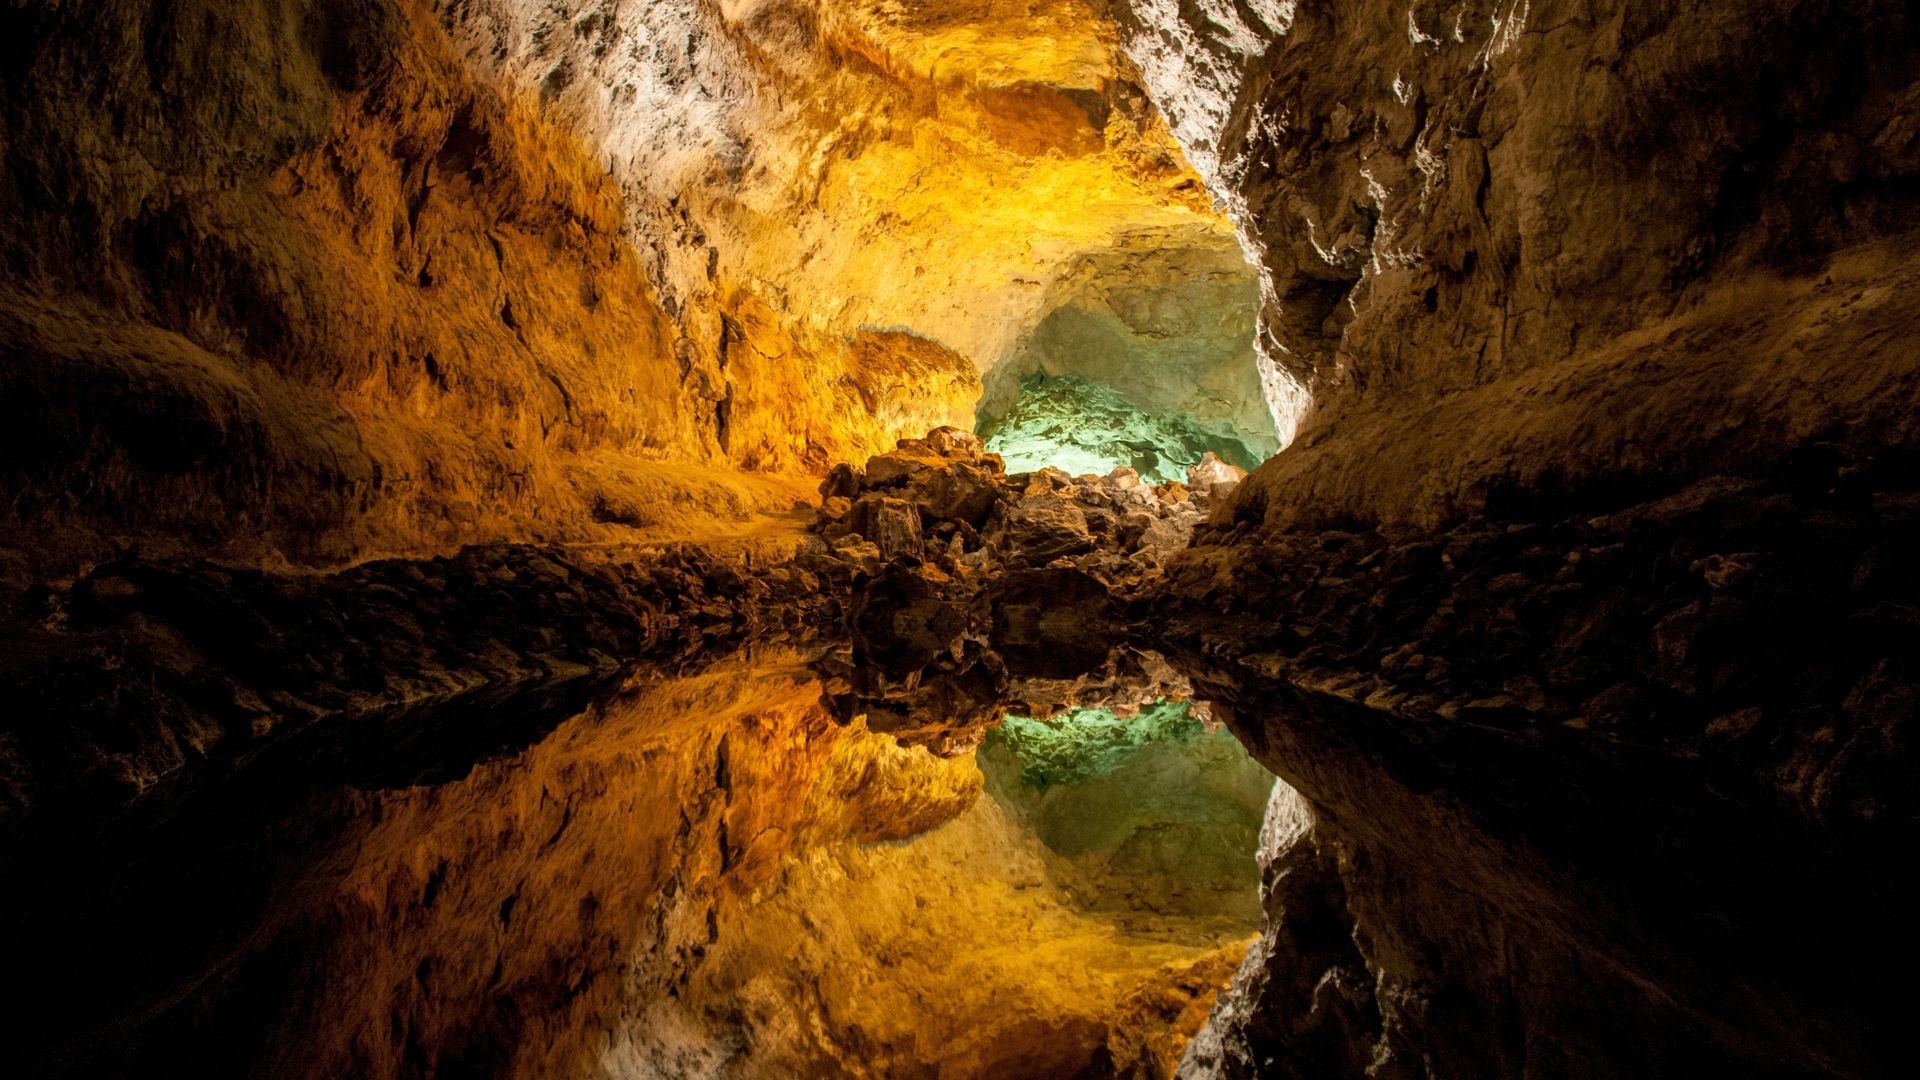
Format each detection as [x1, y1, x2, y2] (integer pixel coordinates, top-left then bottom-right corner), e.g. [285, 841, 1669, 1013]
[812, 426, 1244, 596]
[804, 427, 1243, 753]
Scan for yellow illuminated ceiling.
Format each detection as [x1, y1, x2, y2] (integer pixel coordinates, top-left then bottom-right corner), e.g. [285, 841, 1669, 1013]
[358, 0, 1256, 532]
[635, 0, 1239, 372]
[820, 0, 1119, 88]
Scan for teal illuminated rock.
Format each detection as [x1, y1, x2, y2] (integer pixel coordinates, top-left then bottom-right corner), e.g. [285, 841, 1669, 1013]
[992, 699, 1205, 787]
[977, 372, 1262, 484]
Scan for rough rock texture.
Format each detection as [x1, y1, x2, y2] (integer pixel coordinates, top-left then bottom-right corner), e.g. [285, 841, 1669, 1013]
[0, 538, 853, 843]
[977, 235, 1280, 458]
[0, 0, 1265, 573]
[982, 372, 1265, 482]
[1120, 0, 1920, 517]
[1122, 0, 1920, 452]
[814, 426, 1242, 597]
[0, 0, 935, 571]
[1109, 1, 1920, 1075]
[1162, 452, 1920, 1077]
[436, 0, 1238, 373]
[806, 428, 1248, 754]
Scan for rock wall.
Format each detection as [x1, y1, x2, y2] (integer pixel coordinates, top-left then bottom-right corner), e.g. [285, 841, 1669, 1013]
[1119, 0, 1920, 523]
[0, 0, 826, 569]
[1112, 1, 1920, 1075]
[978, 234, 1281, 458]
[0, 0, 1254, 573]
[435, 0, 1236, 362]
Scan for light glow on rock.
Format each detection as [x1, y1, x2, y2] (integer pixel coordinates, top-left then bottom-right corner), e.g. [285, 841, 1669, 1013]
[979, 372, 1264, 482]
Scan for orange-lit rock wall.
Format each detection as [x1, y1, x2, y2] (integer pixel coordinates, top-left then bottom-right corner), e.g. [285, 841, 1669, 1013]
[49, 656, 1241, 1078]
[440, 0, 1233, 368]
[0, 0, 1250, 573]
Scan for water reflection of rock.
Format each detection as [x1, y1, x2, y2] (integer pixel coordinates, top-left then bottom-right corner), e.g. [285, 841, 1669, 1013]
[608, 653, 1260, 1079]
[818, 625, 1196, 759]
[4, 635, 1265, 1079]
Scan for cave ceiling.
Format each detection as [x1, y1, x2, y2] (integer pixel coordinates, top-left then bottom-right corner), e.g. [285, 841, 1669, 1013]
[443, 0, 1241, 372]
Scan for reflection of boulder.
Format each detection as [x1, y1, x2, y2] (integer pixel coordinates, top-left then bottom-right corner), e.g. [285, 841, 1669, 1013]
[847, 561, 979, 673]
[816, 624, 1198, 760]
[817, 637, 1010, 757]
[991, 567, 1116, 679]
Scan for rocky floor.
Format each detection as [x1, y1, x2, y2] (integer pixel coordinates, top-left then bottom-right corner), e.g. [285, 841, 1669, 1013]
[0, 540, 856, 842]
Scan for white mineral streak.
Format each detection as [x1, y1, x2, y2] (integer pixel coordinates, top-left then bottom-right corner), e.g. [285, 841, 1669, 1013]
[434, 0, 756, 190]
[431, 0, 764, 305]
[1256, 346, 1312, 449]
[1258, 776, 1315, 859]
[1121, 0, 1294, 196]
[1486, 0, 1532, 61]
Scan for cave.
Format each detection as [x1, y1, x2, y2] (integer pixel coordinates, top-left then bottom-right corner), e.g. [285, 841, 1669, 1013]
[2, 1, 1918, 1078]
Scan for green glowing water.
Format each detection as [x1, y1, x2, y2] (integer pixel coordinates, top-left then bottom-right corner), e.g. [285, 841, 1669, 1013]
[976, 372, 1261, 483]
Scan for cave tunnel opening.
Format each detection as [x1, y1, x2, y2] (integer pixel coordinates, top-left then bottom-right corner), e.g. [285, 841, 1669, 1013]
[971, 236, 1285, 483]
[978, 370, 1266, 483]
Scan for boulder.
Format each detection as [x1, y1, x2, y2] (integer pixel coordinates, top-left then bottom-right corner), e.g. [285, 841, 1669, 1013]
[820, 463, 863, 499]
[923, 426, 985, 459]
[1186, 452, 1246, 495]
[851, 497, 924, 560]
[902, 461, 1003, 527]
[864, 446, 948, 488]
[995, 495, 1095, 566]
[1135, 513, 1197, 561]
